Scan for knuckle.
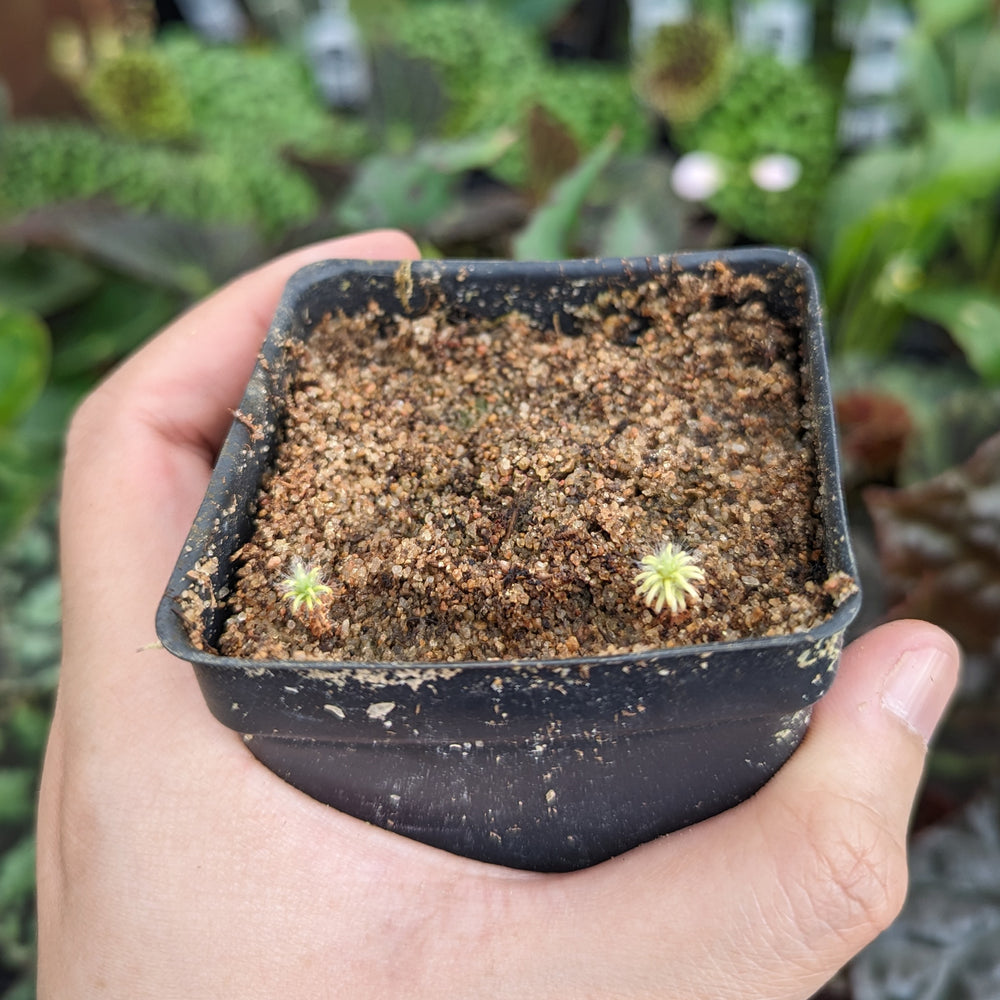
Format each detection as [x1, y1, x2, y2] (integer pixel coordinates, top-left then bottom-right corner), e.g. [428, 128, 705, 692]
[786, 795, 908, 949]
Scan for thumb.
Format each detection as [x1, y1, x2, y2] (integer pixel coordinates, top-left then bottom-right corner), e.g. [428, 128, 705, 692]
[732, 618, 961, 991]
[518, 620, 960, 1000]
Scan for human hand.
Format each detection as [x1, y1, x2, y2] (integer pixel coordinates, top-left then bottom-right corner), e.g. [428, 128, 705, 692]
[37, 231, 961, 999]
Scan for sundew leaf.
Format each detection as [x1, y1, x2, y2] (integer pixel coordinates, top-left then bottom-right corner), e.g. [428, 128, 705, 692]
[865, 431, 1000, 656]
[851, 791, 1000, 1000]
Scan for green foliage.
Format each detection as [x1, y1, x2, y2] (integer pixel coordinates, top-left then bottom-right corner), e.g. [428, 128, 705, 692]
[0, 122, 319, 236]
[0, 30, 372, 239]
[381, 1, 540, 138]
[380, 1, 651, 186]
[155, 30, 369, 161]
[513, 128, 621, 259]
[85, 47, 193, 141]
[489, 62, 651, 188]
[819, 2, 1000, 369]
[0, 308, 49, 430]
[633, 17, 732, 125]
[676, 54, 838, 245]
[338, 130, 514, 232]
[0, 249, 183, 546]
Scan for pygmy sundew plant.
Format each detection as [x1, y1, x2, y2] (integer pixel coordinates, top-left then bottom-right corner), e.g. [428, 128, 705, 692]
[634, 541, 706, 615]
[279, 557, 333, 613]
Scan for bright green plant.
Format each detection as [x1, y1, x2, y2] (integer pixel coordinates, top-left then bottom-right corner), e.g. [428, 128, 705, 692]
[675, 54, 838, 246]
[155, 29, 369, 161]
[0, 121, 320, 237]
[0, 29, 372, 240]
[485, 61, 651, 189]
[378, 1, 650, 186]
[633, 540, 706, 615]
[819, 0, 1000, 377]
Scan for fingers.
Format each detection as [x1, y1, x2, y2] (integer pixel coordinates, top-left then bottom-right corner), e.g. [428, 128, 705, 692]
[58, 231, 418, 688]
[538, 619, 961, 1000]
[78, 229, 420, 462]
[733, 619, 959, 983]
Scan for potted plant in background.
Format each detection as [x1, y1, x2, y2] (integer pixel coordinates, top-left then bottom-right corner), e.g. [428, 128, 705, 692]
[156, 248, 860, 872]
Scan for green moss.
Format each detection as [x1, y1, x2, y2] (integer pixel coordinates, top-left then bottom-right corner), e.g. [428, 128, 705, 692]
[676, 55, 838, 245]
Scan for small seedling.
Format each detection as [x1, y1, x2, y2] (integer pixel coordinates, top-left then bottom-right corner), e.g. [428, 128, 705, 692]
[279, 557, 333, 613]
[633, 540, 705, 615]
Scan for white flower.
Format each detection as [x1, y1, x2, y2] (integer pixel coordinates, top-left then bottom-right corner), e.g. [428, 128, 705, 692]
[671, 151, 726, 201]
[749, 153, 802, 192]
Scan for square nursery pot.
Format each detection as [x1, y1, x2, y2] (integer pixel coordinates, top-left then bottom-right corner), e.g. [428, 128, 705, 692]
[156, 249, 861, 872]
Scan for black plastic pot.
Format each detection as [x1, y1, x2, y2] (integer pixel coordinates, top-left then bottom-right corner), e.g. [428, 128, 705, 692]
[156, 250, 860, 872]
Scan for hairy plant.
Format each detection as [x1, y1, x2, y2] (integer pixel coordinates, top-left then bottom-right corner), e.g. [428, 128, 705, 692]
[633, 541, 706, 615]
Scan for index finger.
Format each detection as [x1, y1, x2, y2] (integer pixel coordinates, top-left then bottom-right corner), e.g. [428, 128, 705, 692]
[105, 229, 420, 460]
[59, 231, 419, 677]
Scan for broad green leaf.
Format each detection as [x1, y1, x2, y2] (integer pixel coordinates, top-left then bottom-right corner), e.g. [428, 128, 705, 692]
[923, 116, 1000, 188]
[901, 287, 1000, 384]
[0, 306, 49, 429]
[337, 154, 457, 231]
[0, 246, 102, 316]
[592, 157, 684, 258]
[816, 147, 918, 291]
[968, 29, 1000, 115]
[0, 769, 35, 825]
[901, 30, 952, 119]
[914, 0, 987, 36]
[338, 131, 515, 232]
[0, 834, 34, 909]
[512, 127, 621, 260]
[50, 277, 181, 381]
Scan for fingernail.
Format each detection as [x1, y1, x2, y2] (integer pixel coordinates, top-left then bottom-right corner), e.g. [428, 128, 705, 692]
[881, 646, 954, 746]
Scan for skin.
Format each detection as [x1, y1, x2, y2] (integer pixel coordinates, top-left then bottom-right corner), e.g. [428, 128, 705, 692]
[37, 230, 961, 999]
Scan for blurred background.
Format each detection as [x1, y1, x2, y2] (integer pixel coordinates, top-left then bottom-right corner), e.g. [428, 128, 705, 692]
[2, 1, 999, 996]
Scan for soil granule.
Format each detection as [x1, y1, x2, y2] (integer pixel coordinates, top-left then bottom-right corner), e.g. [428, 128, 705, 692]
[218, 264, 854, 663]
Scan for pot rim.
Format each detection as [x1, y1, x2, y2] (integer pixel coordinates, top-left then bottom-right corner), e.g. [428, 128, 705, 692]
[155, 247, 861, 678]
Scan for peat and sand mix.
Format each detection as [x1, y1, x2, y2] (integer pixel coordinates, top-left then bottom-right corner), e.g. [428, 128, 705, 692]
[218, 263, 855, 663]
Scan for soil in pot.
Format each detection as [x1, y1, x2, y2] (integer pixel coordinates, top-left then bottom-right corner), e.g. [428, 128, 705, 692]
[216, 262, 856, 663]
